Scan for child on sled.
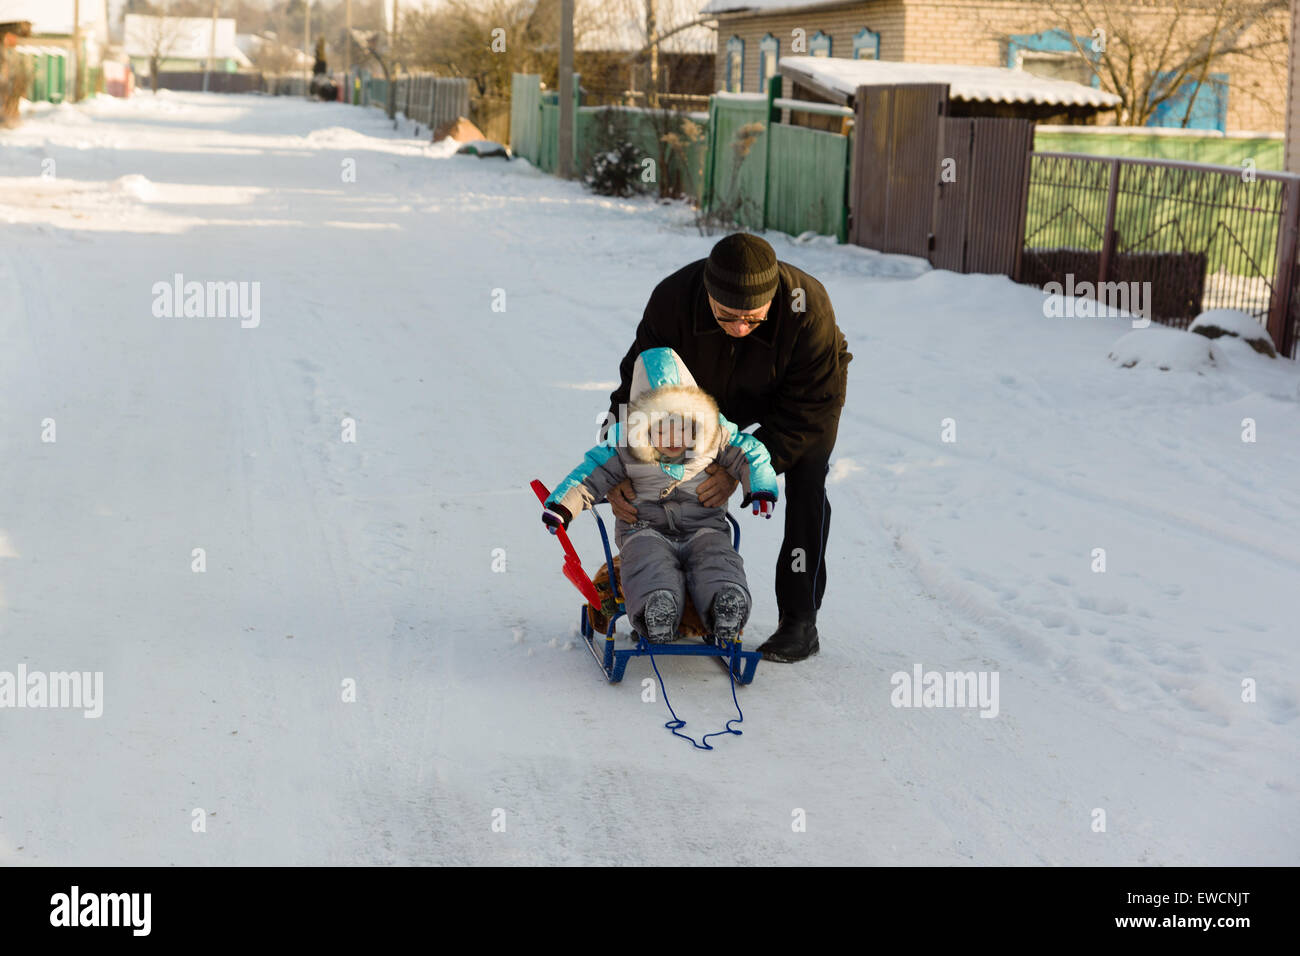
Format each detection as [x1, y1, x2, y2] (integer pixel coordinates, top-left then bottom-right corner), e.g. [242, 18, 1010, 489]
[541, 347, 778, 644]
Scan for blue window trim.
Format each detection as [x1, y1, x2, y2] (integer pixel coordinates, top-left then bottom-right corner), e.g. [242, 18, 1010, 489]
[1148, 71, 1229, 132]
[759, 33, 779, 83]
[725, 35, 744, 92]
[810, 31, 831, 57]
[1007, 28, 1100, 89]
[852, 27, 880, 60]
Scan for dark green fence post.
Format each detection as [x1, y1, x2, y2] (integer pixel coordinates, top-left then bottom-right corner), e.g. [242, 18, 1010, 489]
[702, 96, 717, 212]
[762, 73, 781, 230]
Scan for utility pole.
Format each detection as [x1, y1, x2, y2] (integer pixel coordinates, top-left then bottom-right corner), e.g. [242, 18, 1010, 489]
[558, 0, 574, 178]
[71, 0, 80, 102]
[203, 0, 218, 93]
[303, 0, 311, 95]
[343, 0, 351, 81]
[646, 0, 658, 109]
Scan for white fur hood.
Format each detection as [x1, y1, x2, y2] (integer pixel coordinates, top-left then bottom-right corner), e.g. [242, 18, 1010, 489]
[624, 347, 721, 464]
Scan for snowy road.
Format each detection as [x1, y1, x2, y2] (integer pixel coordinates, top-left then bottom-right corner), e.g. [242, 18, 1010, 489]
[1, 93, 1296, 865]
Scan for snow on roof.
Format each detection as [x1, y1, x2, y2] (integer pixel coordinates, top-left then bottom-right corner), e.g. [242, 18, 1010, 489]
[702, 0, 848, 14]
[779, 55, 1122, 109]
[577, 0, 716, 54]
[14, 44, 70, 57]
[0, 0, 104, 35]
[124, 14, 249, 64]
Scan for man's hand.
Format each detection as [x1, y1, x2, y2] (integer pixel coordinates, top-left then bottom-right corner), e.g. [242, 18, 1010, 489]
[607, 479, 638, 522]
[698, 463, 740, 508]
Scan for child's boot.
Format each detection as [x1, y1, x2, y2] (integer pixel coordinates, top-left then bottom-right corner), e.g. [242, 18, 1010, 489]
[641, 589, 679, 643]
[709, 586, 747, 644]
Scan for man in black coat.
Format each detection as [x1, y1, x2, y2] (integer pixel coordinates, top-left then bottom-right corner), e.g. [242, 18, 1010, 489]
[605, 233, 850, 662]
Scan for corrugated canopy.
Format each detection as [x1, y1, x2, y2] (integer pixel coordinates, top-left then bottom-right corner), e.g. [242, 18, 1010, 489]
[779, 55, 1122, 109]
[703, 0, 847, 12]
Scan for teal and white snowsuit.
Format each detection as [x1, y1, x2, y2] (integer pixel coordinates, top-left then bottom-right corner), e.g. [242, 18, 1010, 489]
[546, 347, 779, 635]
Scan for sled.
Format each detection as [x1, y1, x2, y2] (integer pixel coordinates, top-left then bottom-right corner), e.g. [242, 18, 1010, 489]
[531, 479, 762, 685]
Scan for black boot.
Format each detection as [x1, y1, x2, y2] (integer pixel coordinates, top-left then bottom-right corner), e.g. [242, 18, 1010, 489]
[758, 614, 819, 663]
[640, 589, 679, 643]
[709, 586, 748, 645]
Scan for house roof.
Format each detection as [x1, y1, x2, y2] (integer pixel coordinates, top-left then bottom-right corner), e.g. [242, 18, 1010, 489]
[778, 55, 1122, 109]
[0, 0, 106, 36]
[577, 0, 716, 55]
[124, 14, 253, 64]
[235, 32, 313, 69]
[703, 0, 857, 14]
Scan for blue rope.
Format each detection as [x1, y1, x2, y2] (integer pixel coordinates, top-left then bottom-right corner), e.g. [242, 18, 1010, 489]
[639, 636, 744, 750]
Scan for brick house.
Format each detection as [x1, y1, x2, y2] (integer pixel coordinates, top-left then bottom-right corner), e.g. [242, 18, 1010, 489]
[704, 0, 1289, 133]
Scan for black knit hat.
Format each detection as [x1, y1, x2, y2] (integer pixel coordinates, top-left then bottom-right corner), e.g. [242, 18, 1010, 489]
[703, 233, 779, 311]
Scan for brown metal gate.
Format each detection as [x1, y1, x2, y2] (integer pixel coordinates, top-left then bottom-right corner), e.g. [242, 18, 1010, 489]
[932, 117, 1035, 275]
[850, 84, 949, 257]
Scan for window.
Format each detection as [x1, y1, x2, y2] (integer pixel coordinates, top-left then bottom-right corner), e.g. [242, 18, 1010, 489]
[1148, 72, 1229, 132]
[810, 31, 831, 58]
[1017, 50, 1093, 87]
[726, 35, 744, 92]
[759, 33, 779, 86]
[852, 27, 880, 60]
[1007, 28, 1098, 88]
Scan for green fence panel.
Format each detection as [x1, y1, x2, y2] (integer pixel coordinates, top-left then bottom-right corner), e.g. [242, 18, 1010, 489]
[539, 101, 558, 173]
[49, 54, 65, 103]
[510, 73, 543, 166]
[535, 79, 579, 174]
[766, 123, 849, 241]
[1035, 130, 1284, 172]
[573, 107, 710, 200]
[705, 95, 769, 230]
[31, 54, 47, 102]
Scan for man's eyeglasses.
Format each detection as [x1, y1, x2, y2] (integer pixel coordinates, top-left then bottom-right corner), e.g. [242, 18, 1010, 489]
[711, 304, 769, 326]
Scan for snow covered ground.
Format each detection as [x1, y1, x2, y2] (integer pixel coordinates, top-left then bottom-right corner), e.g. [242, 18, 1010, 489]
[1, 92, 1297, 866]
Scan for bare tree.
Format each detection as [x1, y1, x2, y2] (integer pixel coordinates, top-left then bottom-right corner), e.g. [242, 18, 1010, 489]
[352, 26, 397, 117]
[397, 0, 565, 97]
[1031, 0, 1288, 127]
[574, 0, 715, 106]
[249, 32, 306, 75]
[128, 5, 193, 95]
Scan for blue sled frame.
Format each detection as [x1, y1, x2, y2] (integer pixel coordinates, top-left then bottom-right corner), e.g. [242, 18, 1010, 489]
[576, 504, 762, 685]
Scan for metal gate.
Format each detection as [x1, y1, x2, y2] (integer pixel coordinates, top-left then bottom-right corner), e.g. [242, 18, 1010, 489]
[849, 84, 948, 257]
[932, 117, 1035, 275]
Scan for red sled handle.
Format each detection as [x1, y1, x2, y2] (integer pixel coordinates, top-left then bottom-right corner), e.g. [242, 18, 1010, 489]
[530, 479, 603, 608]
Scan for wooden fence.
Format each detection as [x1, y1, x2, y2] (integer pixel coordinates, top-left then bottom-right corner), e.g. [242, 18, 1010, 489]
[394, 74, 470, 131]
[702, 80, 852, 240]
[702, 93, 768, 230]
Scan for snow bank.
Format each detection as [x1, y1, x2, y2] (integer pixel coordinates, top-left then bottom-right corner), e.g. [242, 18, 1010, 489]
[1189, 308, 1277, 357]
[1107, 326, 1221, 372]
[111, 174, 160, 203]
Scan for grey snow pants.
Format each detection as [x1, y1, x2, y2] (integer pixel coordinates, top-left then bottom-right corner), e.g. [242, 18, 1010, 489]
[619, 527, 750, 637]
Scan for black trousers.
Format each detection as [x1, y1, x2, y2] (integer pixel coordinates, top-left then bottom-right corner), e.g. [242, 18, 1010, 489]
[773, 417, 839, 621]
